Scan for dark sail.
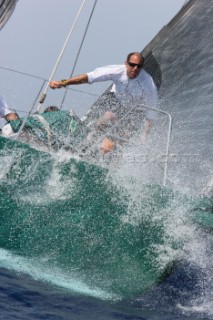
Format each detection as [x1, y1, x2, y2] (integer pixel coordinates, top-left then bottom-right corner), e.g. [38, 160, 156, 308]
[142, 0, 213, 195]
[0, 0, 17, 30]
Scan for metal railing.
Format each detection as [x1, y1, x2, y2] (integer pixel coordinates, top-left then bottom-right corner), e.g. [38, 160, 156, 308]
[138, 104, 172, 186]
[79, 103, 172, 186]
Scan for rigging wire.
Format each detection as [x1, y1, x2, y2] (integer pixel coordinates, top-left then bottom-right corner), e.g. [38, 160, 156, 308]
[35, 0, 87, 113]
[0, 65, 98, 97]
[60, 0, 98, 110]
[0, 65, 46, 81]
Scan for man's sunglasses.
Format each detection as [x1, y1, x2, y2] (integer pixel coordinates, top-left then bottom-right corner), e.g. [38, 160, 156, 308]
[128, 61, 143, 69]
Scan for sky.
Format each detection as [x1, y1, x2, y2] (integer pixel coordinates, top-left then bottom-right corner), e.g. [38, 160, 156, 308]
[0, 0, 186, 118]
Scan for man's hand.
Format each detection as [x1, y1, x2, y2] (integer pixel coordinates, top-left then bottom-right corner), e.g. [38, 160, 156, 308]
[100, 137, 115, 154]
[49, 80, 65, 89]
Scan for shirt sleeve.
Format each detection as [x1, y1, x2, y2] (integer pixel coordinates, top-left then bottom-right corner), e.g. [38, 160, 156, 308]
[1, 123, 15, 137]
[0, 95, 11, 117]
[87, 65, 123, 83]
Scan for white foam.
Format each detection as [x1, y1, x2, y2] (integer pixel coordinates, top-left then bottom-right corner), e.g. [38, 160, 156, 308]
[0, 249, 119, 300]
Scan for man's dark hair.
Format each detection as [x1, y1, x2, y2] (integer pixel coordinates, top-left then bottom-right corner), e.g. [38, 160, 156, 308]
[126, 52, 145, 65]
[44, 106, 59, 113]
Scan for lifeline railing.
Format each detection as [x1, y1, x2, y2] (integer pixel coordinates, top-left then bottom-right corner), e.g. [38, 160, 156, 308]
[80, 103, 172, 186]
[138, 105, 172, 186]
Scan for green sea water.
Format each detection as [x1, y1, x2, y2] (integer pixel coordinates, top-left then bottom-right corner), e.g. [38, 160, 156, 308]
[0, 136, 212, 300]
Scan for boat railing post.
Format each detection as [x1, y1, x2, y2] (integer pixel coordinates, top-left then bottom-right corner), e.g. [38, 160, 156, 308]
[136, 104, 172, 186]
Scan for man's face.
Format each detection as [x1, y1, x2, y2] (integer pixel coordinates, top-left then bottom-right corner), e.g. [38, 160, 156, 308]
[5, 112, 19, 121]
[125, 54, 143, 79]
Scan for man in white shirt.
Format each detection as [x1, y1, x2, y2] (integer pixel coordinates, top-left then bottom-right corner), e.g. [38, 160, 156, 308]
[50, 52, 159, 153]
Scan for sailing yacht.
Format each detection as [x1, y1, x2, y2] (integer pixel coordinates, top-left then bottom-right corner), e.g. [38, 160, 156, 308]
[0, 0, 212, 299]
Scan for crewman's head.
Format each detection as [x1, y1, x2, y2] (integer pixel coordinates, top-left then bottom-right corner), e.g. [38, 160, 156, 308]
[44, 106, 59, 113]
[4, 112, 20, 122]
[125, 52, 144, 79]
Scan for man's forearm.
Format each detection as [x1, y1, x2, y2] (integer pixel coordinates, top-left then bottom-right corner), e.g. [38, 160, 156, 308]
[49, 74, 88, 89]
[64, 74, 88, 85]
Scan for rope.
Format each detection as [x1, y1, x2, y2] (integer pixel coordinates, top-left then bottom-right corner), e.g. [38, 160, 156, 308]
[60, 0, 98, 109]
[36, 0, 87, 113]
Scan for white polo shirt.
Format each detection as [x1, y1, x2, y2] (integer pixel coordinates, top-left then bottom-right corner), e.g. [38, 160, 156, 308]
[1, 123, 15, 137]
[87, 65, 159, 120]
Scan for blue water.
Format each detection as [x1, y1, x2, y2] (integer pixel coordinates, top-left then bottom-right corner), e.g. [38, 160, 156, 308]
[0, 269, 208, 320]
[0, 258, 212, 320]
